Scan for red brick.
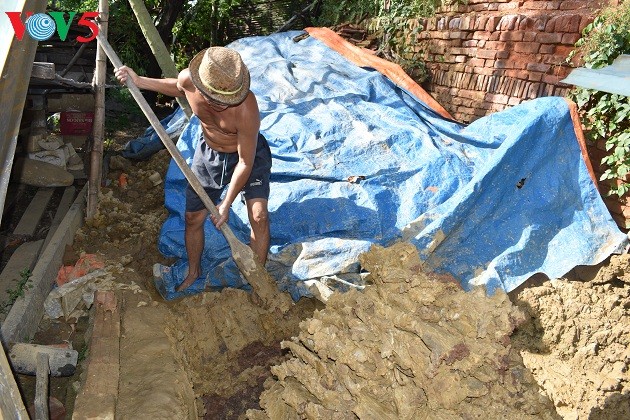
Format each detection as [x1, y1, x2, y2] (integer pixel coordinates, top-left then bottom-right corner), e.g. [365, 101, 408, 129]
[526, 62, 552, 72]
[473, 31, 492, 41]
[497, 50, 510, 59]
[495, 60, 510, 69]
[515, 42, 541, 53]
[561, 33, 581, 45]
[528, 72, 544, 82]
[485, 40, 507, 50]
[508, 97, 522, 106]
[475, 16, 489, 31]
[523, 31, 537, 42]
[523, 1, 561, 10]
[579, 16, 593, 33]
[555, 15, 582, 33]
[500, 31, 525, 41]
[539, 44, 556, 54]
[554, 45, 575, 58]
[542, 73, 563, 84]
[460, 16, 473, 31]
[477, 49, 498, 59]
[536, 33, 563, 43]
[498, 2, 519, 11]
[498, 15, 520, 31]
[463, 40, 479, 48]
[545, 16, 558, 32]
[534, 16, 551, 31]
[486, 16, 500, 31]
[449, 31, 467, 39]
[468, 58, 485, 67]
[560, 1, 588, 10]
[518, 17, 535, 30]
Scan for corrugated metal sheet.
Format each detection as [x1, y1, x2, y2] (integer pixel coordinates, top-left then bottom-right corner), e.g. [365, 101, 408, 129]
[561, 54, 630, 97]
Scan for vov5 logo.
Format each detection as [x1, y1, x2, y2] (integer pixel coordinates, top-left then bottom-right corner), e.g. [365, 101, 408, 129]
[6, 11, 99, 43]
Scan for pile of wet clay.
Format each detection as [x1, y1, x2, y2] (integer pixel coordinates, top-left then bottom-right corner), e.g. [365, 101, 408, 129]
[513, 254, 630, 420]
[247, 242, 559, 419]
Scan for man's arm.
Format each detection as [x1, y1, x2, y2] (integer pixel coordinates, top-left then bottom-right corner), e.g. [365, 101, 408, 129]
[114, 66, 186, 98]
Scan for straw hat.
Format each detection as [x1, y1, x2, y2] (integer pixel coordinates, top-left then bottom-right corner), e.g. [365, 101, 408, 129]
[189, 47, 250, 106]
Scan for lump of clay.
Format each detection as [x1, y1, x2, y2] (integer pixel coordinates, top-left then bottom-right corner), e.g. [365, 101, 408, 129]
[247, 243, 560, 419]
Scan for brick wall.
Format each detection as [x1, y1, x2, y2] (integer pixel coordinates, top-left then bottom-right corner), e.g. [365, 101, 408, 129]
[414, 0, 609, 122]
[411, 0, 628, 228]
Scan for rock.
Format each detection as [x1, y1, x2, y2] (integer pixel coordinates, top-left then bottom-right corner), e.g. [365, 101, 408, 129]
[12, 157, 74, 187]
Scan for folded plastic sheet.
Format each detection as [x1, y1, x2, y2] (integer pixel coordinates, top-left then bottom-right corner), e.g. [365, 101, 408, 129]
[155, 30, 628, 300]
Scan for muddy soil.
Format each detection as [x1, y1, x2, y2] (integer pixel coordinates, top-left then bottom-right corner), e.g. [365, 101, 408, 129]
[248, 243, 559, 419]
[26, 125, 628, 419]
[512, 256, 630, 420]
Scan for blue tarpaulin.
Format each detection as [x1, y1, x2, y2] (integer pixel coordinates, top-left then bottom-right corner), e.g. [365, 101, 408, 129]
[154, 30, 628, 301]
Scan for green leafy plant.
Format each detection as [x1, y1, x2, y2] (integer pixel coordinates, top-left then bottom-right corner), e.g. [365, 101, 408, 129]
[1, 269, 33, 314]
[567, 1, 630, 197]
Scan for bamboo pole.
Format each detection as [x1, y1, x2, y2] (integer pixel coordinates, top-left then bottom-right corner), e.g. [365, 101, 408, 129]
[127, 0, 192, 118]
[87, 0, 109, 220]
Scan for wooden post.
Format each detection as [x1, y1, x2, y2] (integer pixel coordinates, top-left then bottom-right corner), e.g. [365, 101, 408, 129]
[88, 0, 109, 220]
[127, 0, 192, 118]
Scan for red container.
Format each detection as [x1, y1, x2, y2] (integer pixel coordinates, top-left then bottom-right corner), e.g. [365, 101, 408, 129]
[60, 112, 94, 135]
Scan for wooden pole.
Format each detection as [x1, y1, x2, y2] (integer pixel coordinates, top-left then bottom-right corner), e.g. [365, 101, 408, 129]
[127, 0, 192, 118]
[87, 0, 109, 220]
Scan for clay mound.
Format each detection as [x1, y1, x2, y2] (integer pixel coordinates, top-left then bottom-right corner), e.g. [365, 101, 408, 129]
[248, 243, 559, 419]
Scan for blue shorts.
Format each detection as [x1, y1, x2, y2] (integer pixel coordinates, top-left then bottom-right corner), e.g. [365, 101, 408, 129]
[185, 133, 272, 212]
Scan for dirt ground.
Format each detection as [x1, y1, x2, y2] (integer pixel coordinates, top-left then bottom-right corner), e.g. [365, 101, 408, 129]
[13, 124, 628, 418]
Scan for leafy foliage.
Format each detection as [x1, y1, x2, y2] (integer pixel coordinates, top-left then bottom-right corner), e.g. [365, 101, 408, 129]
[1, 269, 33, 314]
[567, 1, 630, 197]
[50, 0, 159, 75]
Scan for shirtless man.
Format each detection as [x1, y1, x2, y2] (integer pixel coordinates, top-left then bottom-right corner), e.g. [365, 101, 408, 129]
[115, 47, 271, 292]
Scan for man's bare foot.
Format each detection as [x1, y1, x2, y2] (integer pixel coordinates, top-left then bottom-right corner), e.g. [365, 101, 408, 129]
[176, 271, 200, 292]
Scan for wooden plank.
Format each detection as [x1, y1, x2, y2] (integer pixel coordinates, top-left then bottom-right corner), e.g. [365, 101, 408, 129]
[35, 353, 49, 420]
[1, 185, 86, 347]
[13, 188, 55, 237]
[42, 186, 76, 250]
[72, 291, 120, 419]
[0, 345, 29, 420]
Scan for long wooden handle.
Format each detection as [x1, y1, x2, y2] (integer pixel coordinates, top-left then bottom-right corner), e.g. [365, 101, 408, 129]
[96, 33, 242, 246]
